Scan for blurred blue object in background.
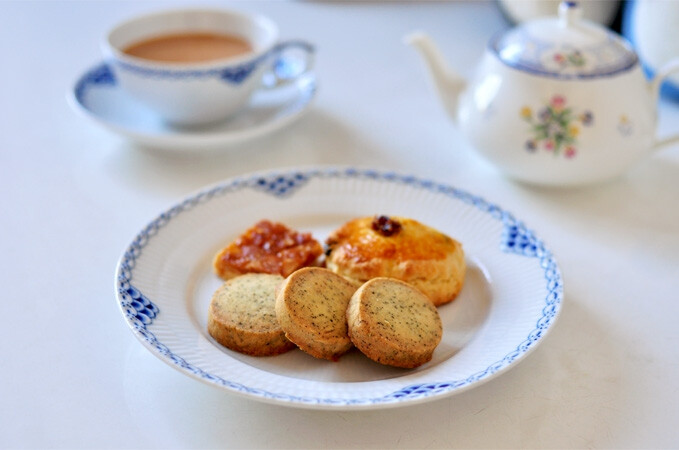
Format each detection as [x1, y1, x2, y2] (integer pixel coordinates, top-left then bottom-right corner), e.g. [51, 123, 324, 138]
[622, 0, 679, 101]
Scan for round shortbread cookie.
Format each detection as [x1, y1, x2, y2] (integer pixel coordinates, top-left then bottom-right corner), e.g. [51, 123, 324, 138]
[347, 277, 442, 368]
[275, 267, 357, 361]
[208, 274, 295, 356]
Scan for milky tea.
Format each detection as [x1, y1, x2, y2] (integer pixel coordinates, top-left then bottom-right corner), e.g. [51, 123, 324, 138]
[123, 32, 252, 63]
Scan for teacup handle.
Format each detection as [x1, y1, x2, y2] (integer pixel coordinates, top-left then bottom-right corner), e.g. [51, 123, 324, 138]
[262, 40, 315, 89]
[651, 59, 679, 151]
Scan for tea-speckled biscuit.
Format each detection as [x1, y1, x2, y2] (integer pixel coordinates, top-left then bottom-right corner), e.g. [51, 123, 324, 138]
[275, 267, 357, 361]
[208, 274, 295, 356]
[326, 215, 465, 306]
[347, 277, 442, 368]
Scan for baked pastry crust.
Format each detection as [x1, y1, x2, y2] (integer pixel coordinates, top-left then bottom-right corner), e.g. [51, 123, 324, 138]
[275, 267, 357, 361]
[347, 277, 442, 368]
[325, 216, 465, 306]
[208, 274, 295, 356]
[213, 220, 323, 280]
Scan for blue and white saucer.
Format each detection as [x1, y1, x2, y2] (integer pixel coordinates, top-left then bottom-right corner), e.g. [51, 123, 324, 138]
[69, 63, 317, 151]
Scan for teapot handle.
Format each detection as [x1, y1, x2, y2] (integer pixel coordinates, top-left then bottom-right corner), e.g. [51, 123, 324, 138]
[651, 59, 679, 151]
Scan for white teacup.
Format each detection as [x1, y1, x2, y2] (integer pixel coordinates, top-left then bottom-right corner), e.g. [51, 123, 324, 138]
[102, 8, 314, 126]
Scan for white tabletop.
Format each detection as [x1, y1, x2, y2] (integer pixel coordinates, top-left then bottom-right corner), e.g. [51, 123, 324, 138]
[2, 1, 679, 448]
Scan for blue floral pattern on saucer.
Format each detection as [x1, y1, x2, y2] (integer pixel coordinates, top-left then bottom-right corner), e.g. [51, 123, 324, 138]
[69, 62, 318, 151]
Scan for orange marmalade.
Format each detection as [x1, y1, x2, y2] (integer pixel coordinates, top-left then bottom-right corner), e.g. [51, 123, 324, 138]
[213, 220, 323, 279]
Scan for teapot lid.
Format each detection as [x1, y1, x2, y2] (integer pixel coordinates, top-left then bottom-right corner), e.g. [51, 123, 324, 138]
[491, 1, 638, 79]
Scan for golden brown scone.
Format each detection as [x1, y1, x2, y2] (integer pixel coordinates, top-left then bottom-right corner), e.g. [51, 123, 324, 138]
[213, 220, 323, 280]
[208, 274, 296, 356]
[347, 277, 442, 368]
[325, 215, 466, 306]
[275, 267, 357, 361]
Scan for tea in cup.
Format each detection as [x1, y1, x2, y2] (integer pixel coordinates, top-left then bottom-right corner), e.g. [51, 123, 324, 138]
[102, 8, 314, 126]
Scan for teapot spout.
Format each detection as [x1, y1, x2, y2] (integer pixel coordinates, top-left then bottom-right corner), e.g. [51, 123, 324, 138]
[404, 31, 467, 123]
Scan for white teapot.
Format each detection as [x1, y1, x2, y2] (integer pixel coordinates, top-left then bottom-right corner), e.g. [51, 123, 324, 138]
[406, 1, 679, 186]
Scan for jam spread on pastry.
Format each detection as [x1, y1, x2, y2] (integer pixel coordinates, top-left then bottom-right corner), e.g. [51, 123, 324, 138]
[213, 220, 323, 280]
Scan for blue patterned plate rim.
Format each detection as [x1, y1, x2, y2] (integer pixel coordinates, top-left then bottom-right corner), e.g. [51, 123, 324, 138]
[115, 167, 564, 409]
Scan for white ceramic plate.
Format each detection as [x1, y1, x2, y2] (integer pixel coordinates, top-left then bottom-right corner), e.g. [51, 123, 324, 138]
[69, 63, 316, 151]
[115, 167, 563, 410]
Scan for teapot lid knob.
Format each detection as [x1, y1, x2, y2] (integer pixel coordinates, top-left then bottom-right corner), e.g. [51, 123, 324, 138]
[559, 1, 583, 27]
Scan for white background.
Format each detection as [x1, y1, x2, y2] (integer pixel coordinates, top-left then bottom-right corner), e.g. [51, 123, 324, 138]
[2, 1, 679, 448]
